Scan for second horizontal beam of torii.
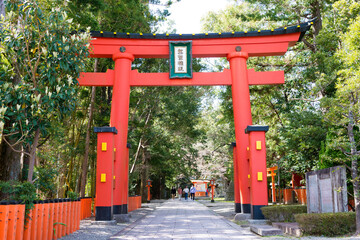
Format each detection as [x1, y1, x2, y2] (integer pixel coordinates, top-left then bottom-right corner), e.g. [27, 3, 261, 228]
[77, 68, 284, 87]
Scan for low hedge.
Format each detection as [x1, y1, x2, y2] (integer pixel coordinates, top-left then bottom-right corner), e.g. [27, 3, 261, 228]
[261, 205, 307, 222]
[295, 212, 355, 237]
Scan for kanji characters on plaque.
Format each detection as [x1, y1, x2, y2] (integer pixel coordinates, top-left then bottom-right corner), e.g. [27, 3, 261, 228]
[174, 46, 187, 73]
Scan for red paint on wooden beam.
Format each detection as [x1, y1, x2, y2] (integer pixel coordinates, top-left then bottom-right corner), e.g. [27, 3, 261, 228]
[78, 68, 284, 87]
[247, 69, 284, 85]
[77, 70, 114, 86]
[90, 33, 301, 58]
[129, 69, 232, 86]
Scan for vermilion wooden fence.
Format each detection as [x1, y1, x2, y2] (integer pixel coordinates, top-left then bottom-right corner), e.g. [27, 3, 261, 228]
[128, 196, 141, 212]
[0, 198, 85, 240]
[80, 197, 93, 220]
[0, 196, 143, 240]
[269, 188, 307, 205]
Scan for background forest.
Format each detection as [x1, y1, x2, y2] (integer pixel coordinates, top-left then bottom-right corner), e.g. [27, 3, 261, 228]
[0, 0, 359, 205]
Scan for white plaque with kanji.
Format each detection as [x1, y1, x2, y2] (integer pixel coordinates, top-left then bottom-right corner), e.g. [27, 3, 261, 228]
[174, 46, 187, 73]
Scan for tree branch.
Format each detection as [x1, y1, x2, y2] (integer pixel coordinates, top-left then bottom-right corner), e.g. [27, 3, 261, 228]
[289, 98, 320, 102]
[2, 136, 31, 157]
[337, 146, 351, 157]
[37, 134, 51, 148]
[302, 38, 316, 53]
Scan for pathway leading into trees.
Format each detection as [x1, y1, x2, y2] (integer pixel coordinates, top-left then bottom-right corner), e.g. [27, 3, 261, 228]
[110, 199, 260, 240]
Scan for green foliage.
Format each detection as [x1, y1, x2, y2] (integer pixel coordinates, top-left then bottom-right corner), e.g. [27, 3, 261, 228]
[0, 181, 37, 220]
[0, 0, 91, 180]
[53, 222, 67, 236]
[128, 85, 207, 196]
[200, 0, 360, 188]
[295, 212, 356, 236]
[261, 205, 307, 222]
[278, 111, 327, 173]
[67, 191, 78, 200]
[33, 163, 58, 199]
[0, 181, 37, 203]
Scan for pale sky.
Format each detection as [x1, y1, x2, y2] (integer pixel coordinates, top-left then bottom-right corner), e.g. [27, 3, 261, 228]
[155, 0, 230, 34]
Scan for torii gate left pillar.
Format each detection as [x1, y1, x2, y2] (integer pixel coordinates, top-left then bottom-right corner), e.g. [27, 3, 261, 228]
[111, 52, 134, 214]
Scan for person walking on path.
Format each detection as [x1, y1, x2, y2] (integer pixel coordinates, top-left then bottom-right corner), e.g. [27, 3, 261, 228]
[190, 184, 196, 201]
[177, 186, 182, 200]
[171, 187, 176, 200]
[183, 186, 189, 200]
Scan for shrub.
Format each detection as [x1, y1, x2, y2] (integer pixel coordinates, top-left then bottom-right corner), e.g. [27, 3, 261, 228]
[67, 191, 79, 200]
[0, 181, 37, 222]
[295, 212, 355, 237]
[261, 205, 307, 222]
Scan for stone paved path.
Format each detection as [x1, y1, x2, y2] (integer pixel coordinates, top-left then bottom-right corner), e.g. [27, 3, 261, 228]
[110, 199, 261, 240]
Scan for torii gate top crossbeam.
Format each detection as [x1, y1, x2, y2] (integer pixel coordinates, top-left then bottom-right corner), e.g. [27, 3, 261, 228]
[89, 20, 313, 58]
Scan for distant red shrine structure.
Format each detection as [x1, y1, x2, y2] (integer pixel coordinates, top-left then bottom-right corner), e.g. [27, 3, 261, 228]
[78, 20, 313, 220]
[191, 180, 210, 197]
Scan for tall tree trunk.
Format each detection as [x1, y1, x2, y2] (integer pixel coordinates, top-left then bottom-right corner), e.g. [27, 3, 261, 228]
[66, 124, 76, 192]
[90, 146, 96, 198]
[0, 139, 21, 182]
[80, 59, 98, 197]
[347, 108, 360, 234]
[21, 145, 31, 181]
[27, 128, 40, 182]
[140, 148, 150, 202]
[0, 119, 22, 183]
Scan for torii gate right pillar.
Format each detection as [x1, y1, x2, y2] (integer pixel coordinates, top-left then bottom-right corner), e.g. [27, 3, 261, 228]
[228, 51, 252, 214]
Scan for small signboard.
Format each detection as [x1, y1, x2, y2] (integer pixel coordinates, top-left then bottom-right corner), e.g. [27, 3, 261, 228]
[169, 41, 192, 79]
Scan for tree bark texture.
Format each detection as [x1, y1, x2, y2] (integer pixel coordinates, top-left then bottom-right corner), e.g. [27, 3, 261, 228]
[27, 128, 40, 182]
[347, 108, 360, 234]
[0, 120, 22, 182]
[140, 148, 150, 202]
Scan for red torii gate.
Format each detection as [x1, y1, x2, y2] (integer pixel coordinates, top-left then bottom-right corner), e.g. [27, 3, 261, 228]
[78, 21, 312, 220]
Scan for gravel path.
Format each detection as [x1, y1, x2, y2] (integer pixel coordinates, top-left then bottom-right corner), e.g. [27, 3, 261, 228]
[110, 199, 260, 240]
[60, 203, 161, 240]
[60, 199, 360, 240]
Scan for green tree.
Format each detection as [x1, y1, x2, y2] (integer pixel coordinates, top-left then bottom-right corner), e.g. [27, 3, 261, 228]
[322, 12, 360, 234]
[0, 0, 90, 182]
[201, 1, 328, 178]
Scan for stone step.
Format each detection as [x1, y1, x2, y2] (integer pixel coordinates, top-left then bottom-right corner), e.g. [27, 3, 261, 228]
[272, 222, 302, 237]
[250, 224, 283, 236]
[234, 213, 251, 221]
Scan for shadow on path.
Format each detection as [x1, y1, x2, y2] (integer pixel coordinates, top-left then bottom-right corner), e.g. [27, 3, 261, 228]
[110, 199, 260, 240]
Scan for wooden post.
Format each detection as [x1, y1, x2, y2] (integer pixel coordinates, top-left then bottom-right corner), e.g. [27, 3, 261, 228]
[228, 51, 252, 214]
[15, 203, 24, 240]
[0, 202, 9, 240]
[147, 180, 152, 203]
[111, 52, 133, 214]
[94, 127, 117, 221]
[232, 143, 241, 213]
[7, 202, 17, 240]
[30, 202, 39, 240]
[41, 201, 50, 240]
[246, 125, 269, 219]
[47, 200, 54, 240]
